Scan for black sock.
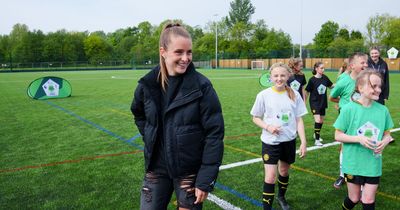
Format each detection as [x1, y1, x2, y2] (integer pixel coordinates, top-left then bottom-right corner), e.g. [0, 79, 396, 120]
[314, 122, 322, 140]
[362, 202, 375, 210]
[263, 182, 275, 210]
[277, 174, 289, 198]
[342, 196, 357, 210]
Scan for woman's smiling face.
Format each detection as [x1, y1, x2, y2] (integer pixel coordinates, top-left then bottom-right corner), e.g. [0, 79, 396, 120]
[160, 35, 192, 76]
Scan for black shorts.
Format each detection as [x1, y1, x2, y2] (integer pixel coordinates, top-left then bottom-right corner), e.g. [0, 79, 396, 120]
[262, 140, 296, 165]
[311, 107, 326, 116]
[344, 173, 380, 185]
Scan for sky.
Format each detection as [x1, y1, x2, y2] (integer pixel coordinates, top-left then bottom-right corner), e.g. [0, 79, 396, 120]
[1, 0, 400, 45]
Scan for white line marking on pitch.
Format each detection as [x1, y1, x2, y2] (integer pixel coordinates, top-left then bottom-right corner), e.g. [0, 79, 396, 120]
[207, 193, 242, 210]
[220, 141, 340, 170]
[391, 127, 400, 133]
[213, 141, 340, 209]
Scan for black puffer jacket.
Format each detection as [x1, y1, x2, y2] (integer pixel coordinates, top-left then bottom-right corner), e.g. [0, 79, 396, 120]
[130, 63, 224, 192]
[368, 57, 389, 103]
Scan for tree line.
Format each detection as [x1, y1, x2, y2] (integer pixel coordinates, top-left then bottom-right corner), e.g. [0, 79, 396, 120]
[0, 0, 399, 67]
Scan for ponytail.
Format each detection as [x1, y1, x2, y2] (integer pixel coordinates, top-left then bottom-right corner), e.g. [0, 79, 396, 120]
[288, 57, 304, 75]
[313, 61, 323, 75]
[285, 85, 296, 102]
[158, 22, 191, 91]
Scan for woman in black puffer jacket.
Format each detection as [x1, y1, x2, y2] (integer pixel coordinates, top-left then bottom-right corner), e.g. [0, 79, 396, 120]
[368, 46, 390, 105]
[131, 23, 224, 210]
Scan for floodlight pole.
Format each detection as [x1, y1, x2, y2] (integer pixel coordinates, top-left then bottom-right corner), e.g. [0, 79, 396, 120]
[214, 14, 218, 69]
[299, 0, 303, 59]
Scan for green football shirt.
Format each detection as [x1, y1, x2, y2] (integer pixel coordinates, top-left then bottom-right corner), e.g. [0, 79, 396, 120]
[334, 101, 394, 177]
[330, 73, 355, 108]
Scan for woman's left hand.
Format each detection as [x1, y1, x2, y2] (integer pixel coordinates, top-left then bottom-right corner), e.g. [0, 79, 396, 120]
[194, 188, 209, 204]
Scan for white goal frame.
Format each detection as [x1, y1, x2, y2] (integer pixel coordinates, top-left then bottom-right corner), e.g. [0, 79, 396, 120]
[251, 60, 265, 70]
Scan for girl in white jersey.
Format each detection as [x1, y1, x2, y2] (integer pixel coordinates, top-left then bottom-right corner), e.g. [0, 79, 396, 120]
[251, 62, 307, 210]
[334, 70, 393, 210]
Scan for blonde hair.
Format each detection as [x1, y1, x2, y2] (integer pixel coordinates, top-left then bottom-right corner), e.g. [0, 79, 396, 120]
[352, 69, 382, 101]
[338, 58, 349, 76]
[288, 57, 304, 75]
[269, 62, 296, 101]
[159, 23, 191, 91]
[349, 52, 367, 65]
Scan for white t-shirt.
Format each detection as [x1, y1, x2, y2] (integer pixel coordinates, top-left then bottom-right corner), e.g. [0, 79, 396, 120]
[250, 87, 308, 145]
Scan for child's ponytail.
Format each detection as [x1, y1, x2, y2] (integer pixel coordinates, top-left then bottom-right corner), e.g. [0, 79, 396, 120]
[285, 85, 296, 102]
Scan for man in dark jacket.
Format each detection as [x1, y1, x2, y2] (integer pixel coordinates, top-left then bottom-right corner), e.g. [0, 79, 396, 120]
[368, 47, 390, 105]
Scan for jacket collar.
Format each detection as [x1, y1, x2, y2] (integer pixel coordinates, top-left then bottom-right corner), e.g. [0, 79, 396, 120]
[368, 57, 384, 66]
[139, 62, 199, 94]
[139, 63, 203, 112]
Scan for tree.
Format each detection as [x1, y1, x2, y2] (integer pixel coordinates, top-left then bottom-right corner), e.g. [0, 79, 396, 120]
[185, 25, 204, 42]
[108, 27, 138, 47]
[42, 30, 67, 62]
[312, 21, 339, 57]
[327, 32, 365, 58]
[9, 24, 29, 63]
[250, 20, 270, 57]
[115, 36, 137, 61]
[23, 30, 45, 63]
[5, 29, 45, 63]
[252, 20, 269, 41]
[382, 18, 400, 51]
[131, 21, 158, 65]
[350, 30, 363, 40]
[225, 0, 255, 27]
[41, 30, 88, 63]
[0, 35, 12, 65]
[338, 28, 350, 41]
[226, 22, 252, 58]
[327, 38, 348, 57]
[366, 13, 395, 46]
[249, 20, 292, 58]
[63, 31, 87, 62]
[84, 34, 112, 64]
[261, 29, 292, 58]
[193, 33, 215, 60]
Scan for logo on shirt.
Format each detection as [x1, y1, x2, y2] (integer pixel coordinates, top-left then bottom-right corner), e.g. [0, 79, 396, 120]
[357, 121, 380, 141]
[290, 80, 301, 91]
[276, 110, 292, 126]
[317, 84, 326, 95]
[352, 92, 361, 100]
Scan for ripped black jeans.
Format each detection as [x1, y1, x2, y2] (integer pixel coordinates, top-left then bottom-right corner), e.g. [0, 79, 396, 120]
[140, 171, 203, 210]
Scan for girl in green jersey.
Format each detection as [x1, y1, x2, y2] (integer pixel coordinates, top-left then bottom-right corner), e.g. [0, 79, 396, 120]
[334, 70, 394, 210]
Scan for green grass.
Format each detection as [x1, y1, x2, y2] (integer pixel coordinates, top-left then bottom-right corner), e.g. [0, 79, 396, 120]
[1, 69, 399, 209]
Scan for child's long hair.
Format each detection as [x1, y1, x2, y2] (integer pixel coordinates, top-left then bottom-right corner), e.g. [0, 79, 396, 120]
[312, 61, 323, 75]
[352, 69, 382, 101]
[288, 57, 304, 75]
[270, 62, 296, 101]
[338, 58, 349, 76]
[159, 22, 192, 91]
